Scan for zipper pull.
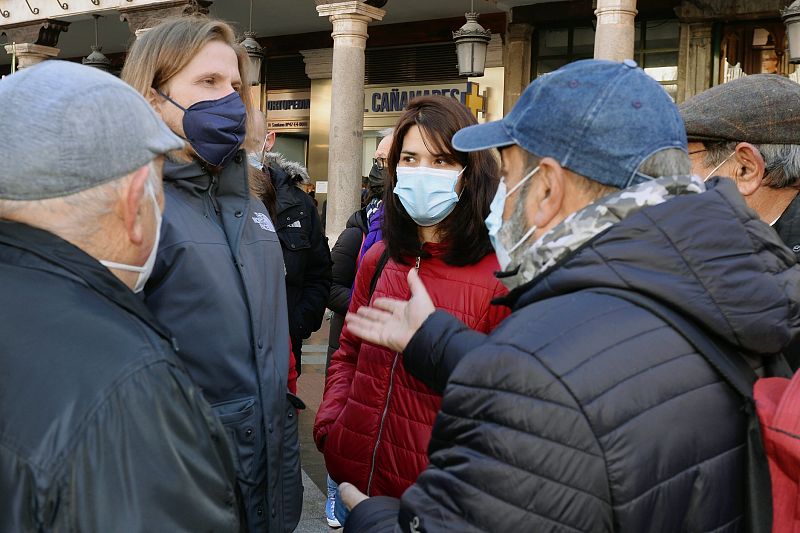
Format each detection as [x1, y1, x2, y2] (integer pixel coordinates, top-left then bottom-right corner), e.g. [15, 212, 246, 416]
[415, 256, 421, 270]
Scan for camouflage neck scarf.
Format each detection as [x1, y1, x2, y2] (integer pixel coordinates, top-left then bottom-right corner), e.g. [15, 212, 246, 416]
[502, 175, 705, 291]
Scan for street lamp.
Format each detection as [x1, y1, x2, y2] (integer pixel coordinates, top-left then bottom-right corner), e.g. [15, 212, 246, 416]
[783, 0, 800, 64]
[241, 0, 264, 85]
[82, 15, 111, 72]
[453, 4, 491, 77]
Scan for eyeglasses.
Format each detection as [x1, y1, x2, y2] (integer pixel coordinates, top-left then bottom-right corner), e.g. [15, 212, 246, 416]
[373, 157, 387, 170]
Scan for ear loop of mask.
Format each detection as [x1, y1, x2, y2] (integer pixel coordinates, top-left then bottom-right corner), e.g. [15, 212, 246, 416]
[704, 152, 735, 182]
[506, 166, 541, 255]
[260, 134, 270, 168]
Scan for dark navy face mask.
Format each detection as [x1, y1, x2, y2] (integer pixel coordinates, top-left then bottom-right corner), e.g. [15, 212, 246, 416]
[158, 90, 247, 168]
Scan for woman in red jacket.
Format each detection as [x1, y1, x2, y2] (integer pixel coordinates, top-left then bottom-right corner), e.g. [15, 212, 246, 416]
[314, 96, 510, 518]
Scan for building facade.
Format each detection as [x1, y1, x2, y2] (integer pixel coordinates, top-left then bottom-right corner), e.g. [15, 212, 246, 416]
[1, 0, 796, 239]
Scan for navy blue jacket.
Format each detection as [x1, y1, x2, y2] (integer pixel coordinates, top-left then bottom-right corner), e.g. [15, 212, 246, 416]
[145, 153, 292, 532]
[348, 178, 800, 532]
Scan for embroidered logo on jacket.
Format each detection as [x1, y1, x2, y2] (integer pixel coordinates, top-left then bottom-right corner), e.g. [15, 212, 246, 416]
[288, 220, 302, 228]
[252, 212, 276, 232]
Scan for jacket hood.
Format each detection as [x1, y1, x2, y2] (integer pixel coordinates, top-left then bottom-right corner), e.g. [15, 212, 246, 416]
[263, 152, 310, 187]
[510, 178, 800, 355]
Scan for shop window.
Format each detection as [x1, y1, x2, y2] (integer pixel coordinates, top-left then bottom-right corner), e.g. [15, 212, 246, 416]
[720, 22, 796, 84]
[533, 19, 680, 100]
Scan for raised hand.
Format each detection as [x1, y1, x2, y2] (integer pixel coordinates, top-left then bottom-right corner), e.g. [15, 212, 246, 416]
[346, 268, 435, 353]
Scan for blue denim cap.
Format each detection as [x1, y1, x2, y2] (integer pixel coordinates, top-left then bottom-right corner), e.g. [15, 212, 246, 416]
[452, 59, 688, 189]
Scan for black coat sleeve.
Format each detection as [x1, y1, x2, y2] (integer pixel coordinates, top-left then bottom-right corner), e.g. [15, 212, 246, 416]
[328, 225, 364, 316]
[293, 195, 333, 338]
[344, 496, 400, 533]
[403, 310, 488, 394]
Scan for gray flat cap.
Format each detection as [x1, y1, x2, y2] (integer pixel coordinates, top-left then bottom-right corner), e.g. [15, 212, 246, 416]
[0, 60, 184, 201]
[679, 74, 800, 145]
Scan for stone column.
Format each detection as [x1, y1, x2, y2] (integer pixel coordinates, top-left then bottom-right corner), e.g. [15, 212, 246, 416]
[301, 48, 334, 190]
[594, 0, 637, 62]
[503, 22, 533, 114]
[316, 0, 385, 244]
[677, 23, 713, 103]
[3, 19, 69, 69]
[120, 0, 211, 38]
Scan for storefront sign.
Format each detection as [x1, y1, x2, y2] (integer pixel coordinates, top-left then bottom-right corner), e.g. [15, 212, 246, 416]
[364, 82, 485, 118]
[266, 90, 311, 131]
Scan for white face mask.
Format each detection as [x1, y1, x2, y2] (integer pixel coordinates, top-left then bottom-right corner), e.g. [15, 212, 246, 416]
[704, 151, 736, 182]
[485, 166, 539, 271]
[394, 166, 465, 227]
[100, 166, 162, 293]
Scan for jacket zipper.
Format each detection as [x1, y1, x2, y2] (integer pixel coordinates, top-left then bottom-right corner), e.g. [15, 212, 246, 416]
[365, 257, 421, 494]
[367, 350, 401, 495]
[207, 174, 221, 217]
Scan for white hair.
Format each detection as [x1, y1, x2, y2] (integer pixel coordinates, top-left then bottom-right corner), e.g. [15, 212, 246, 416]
[0, 162, 159, 241]
[705, 141, 800, 188]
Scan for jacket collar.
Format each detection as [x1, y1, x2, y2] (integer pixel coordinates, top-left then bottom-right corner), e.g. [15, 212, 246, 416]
[773, 191, 800, 258]
[0, 221, 176, 347]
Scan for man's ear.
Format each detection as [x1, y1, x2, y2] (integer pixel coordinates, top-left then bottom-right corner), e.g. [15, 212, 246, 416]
[121, 165, 151, 246]
[733, 142, 766, 197]
[528, 157, 565, 230]
[264, 131, 277, 152]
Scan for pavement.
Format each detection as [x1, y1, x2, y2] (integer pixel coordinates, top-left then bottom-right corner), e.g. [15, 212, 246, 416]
[294, 319, 337, 533]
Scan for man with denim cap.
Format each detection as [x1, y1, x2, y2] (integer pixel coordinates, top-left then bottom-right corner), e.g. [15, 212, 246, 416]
[0, 61, 241, 531]
[336, 59, 800, 532]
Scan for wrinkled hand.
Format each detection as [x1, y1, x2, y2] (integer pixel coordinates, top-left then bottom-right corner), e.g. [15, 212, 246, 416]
[339, 482, 369, 511]
[346, 268, 435, 353]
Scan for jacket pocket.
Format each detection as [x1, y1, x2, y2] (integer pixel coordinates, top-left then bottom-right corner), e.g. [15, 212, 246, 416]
[211, 397, 259, 484]
[278, 224, 311, 252]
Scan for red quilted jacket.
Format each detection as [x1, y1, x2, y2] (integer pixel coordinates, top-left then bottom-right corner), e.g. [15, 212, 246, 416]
[313, 241, 510, 497]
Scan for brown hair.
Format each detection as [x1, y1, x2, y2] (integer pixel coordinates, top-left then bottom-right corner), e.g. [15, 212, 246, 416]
[383, 96, 499, 266]
[121, 17, 257, 153]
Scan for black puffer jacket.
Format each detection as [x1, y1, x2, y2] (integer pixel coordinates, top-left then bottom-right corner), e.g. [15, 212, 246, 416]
[327, 208, 369, 362]
[348, 178, 800, 532]
[266, 155, 332, 345]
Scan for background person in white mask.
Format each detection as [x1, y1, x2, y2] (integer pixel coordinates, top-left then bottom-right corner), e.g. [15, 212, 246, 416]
[313, 95, 510, 527]
[680, 75, 800, 257]
[0, 60, 241, 532]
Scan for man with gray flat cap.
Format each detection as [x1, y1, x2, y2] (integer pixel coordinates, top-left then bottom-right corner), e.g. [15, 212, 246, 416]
[680, 74, 800, 258]
[0, 61, 241, 532]
[335, 60, 799, 532]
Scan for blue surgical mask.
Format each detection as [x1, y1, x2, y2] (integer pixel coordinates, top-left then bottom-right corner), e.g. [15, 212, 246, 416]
[158, 90, 247, 168]
[485, 166, 539, 271]
[394, 166, 465, 227]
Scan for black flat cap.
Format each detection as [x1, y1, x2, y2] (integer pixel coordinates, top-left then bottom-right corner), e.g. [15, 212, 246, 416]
[679, 74, 800, 144]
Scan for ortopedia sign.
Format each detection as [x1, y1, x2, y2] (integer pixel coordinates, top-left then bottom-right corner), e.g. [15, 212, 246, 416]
[266, 91, 311, 131]
[365, 82, 486, 118]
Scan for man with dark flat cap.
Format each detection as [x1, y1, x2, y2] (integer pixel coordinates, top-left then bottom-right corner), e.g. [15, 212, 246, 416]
[680, 74, 800, 258]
